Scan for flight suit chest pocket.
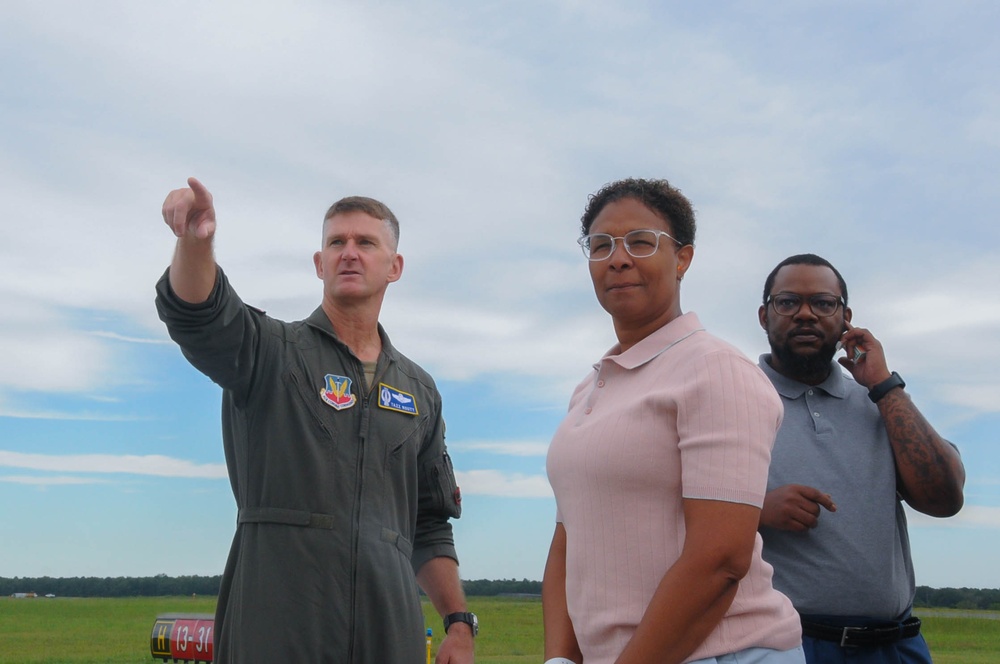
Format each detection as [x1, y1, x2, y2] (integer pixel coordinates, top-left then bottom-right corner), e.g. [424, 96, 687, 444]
[382, 415, 425, 465]
[281, 369, 338, 440]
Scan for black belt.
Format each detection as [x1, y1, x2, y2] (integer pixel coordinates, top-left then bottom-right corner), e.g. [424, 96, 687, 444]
[801, 616, 921, 647]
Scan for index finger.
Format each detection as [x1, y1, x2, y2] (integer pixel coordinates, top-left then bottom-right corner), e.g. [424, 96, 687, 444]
[843, 320, 876, 342]
[801, 485, 837, 512]
[187, 176, 213, 208]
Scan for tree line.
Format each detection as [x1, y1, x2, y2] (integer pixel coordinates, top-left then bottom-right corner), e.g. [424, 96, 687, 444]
[1, 574, 221, 598]
[914, 586, 1000, 611]
[1, 576, 543, 599]
[3, 576, 998, 609]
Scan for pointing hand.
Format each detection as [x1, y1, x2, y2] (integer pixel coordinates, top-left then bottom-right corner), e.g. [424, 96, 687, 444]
[761, 484, 837, 532]
[162, 177, 216, 241]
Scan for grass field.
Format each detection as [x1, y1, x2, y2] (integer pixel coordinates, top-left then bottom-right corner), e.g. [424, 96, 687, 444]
[0, 596, 996, 663]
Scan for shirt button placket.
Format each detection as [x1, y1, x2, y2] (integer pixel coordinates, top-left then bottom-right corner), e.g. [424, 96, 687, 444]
[806, 389, 821, 420]
[586, 371, 607, 415]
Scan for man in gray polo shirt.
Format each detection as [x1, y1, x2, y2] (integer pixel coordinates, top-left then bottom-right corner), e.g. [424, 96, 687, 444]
[755, 253, 965, 664]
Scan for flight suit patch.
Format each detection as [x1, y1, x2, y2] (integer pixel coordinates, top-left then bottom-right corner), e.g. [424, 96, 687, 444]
[378, 383, 418, 415]
[320, 374, 356, 410]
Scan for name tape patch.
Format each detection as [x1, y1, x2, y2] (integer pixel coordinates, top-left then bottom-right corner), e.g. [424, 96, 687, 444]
[378, 383, 418, 415]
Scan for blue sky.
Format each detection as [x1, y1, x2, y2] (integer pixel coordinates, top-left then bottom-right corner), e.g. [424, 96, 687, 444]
[1, 1, 998, 589]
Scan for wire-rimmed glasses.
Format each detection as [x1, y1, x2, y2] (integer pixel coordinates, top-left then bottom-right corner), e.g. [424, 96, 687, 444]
[578, 229, 681, 261]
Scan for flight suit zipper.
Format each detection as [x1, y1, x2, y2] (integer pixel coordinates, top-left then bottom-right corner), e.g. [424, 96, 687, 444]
[348, 356, 390, 662]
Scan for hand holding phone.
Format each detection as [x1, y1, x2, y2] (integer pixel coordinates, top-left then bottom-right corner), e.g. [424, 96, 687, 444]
[837, 321, 893, 388]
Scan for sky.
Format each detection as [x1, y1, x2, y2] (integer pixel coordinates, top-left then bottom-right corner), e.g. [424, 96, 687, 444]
[1, 1, 998, 590]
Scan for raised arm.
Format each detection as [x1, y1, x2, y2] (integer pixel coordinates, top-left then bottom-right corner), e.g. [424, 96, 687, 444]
[838, 322, 965, 517]
[162, 176, 218, 303]
[877, 387, 965, 516]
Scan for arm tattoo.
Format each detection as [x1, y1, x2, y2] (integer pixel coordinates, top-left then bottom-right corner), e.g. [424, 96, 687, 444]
[880, 390, 963, 512]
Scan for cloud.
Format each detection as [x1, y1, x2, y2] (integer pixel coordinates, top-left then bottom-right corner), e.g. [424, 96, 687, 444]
[91, 331, 173, 345]
[933, 384, 1000, 415]
[908, 505, 1000, 530]
[0, 296, 114, 393]
[455, 440, 551, 457]
[4, 0, 995, 424]
[0, 0, 997, 583]
[870, 256, 1000, 336]
[456, 470, 552, 498]
[0, 475, 108, 486]
[0, 408, 140, 422]
[0, 450, 227, 479]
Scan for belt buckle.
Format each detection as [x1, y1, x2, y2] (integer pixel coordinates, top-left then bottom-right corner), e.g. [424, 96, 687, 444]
[840, 626, 865, 647]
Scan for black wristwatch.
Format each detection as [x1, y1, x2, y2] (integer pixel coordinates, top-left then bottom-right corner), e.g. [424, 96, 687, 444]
[443, 611, 478, 637]
[869, 371, 905, 403]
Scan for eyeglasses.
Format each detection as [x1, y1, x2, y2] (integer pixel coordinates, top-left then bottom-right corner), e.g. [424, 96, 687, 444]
[578, 229, 681, 261]
[766, 293, 845, 317]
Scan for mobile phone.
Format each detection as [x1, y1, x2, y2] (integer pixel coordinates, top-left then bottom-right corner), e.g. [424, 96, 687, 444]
[836, 340, 866, 362]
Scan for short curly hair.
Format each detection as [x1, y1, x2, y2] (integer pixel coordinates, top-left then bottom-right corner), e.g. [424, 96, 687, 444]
[580, 178, 696, 246]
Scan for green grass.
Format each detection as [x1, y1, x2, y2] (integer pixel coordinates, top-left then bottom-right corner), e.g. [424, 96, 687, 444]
[0, 596, 996, 663]
[0, 596, 217, 663]
[425, 597, 544, 663]
[919, 609, 1000, 664]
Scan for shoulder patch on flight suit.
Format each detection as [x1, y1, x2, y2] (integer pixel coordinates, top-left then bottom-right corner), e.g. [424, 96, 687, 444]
[320, 374, 356, 410]
[378, 383, 418, 415]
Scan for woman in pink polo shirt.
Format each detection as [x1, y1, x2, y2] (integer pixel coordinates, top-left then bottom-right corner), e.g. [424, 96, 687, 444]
[543, 178, 804, 664]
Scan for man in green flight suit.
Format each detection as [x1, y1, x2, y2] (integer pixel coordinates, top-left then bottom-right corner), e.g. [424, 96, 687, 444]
[156, 177, 477, 663]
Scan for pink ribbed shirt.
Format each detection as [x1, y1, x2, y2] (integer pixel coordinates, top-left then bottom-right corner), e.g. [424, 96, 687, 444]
[546, 312, 801, 663]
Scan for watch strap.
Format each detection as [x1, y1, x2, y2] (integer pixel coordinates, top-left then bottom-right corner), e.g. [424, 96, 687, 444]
[443, 611, 478, 636]
[869, 371, 905, 403]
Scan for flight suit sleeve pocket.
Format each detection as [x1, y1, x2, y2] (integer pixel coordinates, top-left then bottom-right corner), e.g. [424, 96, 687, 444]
[427, 453, 462, 519]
